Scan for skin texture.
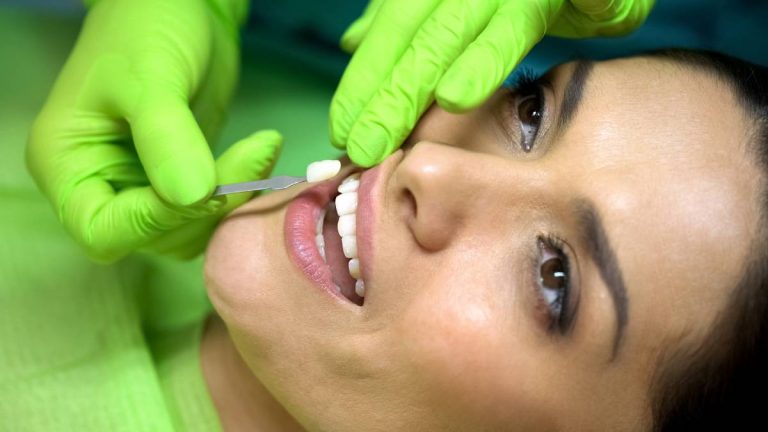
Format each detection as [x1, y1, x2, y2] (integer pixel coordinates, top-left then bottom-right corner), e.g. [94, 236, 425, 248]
[203, 57, 762, 431]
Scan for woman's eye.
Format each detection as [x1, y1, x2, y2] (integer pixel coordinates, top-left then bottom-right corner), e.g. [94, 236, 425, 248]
[503, 69, 547, 153]
[517, 91, 544, 153]
[537, 238, 572, 333]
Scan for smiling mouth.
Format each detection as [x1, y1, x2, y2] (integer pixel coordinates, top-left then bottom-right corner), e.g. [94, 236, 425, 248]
[316, 172, 366, 306]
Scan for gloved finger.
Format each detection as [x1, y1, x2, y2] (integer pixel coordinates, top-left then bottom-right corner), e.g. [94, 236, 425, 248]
[214, 129, 283, 212]
[28, 106, 156, 203]
[329, 0, 440, 150]
[436, 0, 562, 111]
[345, 0, 496, 166]
[129, 95, 217, 207]
[142, 130, 283, 258]
[61, 176, 224, 262]
[340, 0, 386, 54]
[190, 16, 240, 143]
[552, 0, 655, 37]
[569, 0, 619, 17]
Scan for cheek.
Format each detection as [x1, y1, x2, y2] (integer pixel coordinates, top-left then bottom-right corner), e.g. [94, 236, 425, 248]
[407, 102, 505, 155]
[204, 189, 301, 322]
[392, 276, 552, 428]
[204, 215, 253, 312]
[401, 294, 503, 378]
[203, 204, 283, 339]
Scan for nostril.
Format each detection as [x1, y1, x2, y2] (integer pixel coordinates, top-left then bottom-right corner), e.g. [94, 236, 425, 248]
[402, 189, 417, 220]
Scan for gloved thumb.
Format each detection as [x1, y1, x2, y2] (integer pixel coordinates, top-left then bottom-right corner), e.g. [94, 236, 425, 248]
[214, 129, 283, 213]
[340, 0, 385, 53]
[141, 130, 283, 259]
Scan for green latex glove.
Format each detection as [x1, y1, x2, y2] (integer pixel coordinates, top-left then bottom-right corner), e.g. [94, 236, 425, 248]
[143, 130, 283, 259]
[26, 0, 263, 262]
[330, 0, 655, 167]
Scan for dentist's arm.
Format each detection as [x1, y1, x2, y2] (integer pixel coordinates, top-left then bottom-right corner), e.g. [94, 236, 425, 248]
[330, 0, 655, 167]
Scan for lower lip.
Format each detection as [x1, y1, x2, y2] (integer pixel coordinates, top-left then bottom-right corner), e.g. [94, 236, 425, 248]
[284, 179, 342, 301]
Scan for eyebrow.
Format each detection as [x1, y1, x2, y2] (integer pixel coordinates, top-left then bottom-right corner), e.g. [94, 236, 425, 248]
[557, 60, 594, 133]
[574, 199, 629, 361]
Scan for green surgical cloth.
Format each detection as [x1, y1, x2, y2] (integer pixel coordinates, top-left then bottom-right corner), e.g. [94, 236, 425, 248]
[0, 10, 222, 425]
[0, 6, 192, 429]
[0, 191, 222, 431]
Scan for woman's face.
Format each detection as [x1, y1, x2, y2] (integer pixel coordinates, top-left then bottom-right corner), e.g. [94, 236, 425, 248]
[205, 57, 761, 431]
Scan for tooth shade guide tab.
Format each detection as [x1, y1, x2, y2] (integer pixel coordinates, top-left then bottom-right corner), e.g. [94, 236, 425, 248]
[306, 160, 341, 183]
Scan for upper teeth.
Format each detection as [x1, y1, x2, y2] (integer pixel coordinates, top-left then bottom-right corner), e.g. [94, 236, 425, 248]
[314, 173, 366, 298]
[335, 191, 357, 215]
[337, 214, 355, 236]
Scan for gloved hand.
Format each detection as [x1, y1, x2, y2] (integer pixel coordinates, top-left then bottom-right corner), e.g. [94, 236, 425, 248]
[143, 130, 283, 259]
[330, 0, 655, 167]
[26, 0, 257, 262]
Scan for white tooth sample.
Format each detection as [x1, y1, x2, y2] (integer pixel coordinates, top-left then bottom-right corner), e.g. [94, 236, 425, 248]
[337, 174, 360, 194]
[348, 258, 360, 279]
[335, 192, 357, 216]
[319, 245, 326, 260]
[337, 214, 356, 237]
[342, 235, 357, 258]
[306, 160, 341, 183]
[355, 280, 365, 297]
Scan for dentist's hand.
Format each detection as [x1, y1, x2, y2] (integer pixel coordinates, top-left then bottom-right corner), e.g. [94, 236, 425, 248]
[26, 0, 255, 262]
[330, 0, 655, 166]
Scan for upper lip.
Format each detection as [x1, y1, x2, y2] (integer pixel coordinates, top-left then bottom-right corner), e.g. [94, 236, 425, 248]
[355, 150, 405, 298]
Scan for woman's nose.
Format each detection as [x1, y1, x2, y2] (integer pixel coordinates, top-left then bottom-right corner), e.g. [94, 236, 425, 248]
[393, 142, 545, 251]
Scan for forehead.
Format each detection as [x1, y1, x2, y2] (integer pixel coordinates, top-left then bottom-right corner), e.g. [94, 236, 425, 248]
[557, 56, 752, 165]
[554, 56, 762, 354]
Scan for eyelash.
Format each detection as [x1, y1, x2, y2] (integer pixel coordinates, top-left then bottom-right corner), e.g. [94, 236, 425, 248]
[536, 234, 575, 335]
[505, 67, 540, 90]
[504, 68, 546, 153]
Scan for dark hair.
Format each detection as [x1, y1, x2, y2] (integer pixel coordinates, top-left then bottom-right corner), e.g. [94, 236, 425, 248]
[642, 49, 768, 431]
